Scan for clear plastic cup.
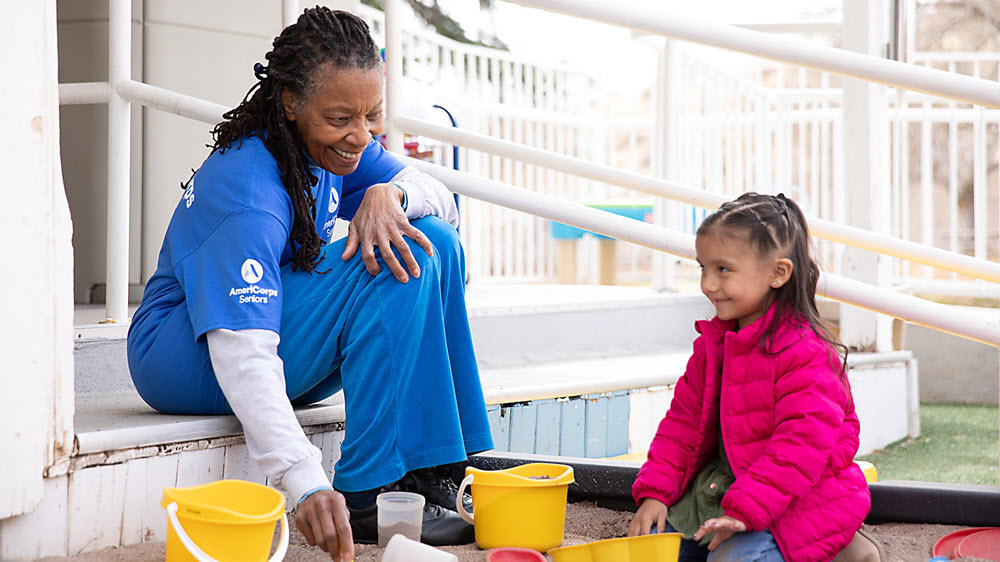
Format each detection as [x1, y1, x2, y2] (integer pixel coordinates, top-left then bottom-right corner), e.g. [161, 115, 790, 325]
[383, 534, 458, 561]
[377, 491, 425, 548]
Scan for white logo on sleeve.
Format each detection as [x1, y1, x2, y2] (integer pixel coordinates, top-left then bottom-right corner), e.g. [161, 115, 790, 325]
[230, 259, 276, 304]
[183, 181, 196, 208]
[241, 259, 264, 284]
[329, 189, 339, 213]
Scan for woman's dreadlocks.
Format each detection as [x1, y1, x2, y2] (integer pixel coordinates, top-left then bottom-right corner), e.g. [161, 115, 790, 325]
[190, 6, 381, 273]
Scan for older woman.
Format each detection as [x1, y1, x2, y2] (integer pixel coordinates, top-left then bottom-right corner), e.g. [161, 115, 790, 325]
[127, 7, 492, 561]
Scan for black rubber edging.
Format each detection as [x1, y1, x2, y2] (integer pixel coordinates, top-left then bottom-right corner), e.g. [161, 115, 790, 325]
[467, 451, 1000, 526]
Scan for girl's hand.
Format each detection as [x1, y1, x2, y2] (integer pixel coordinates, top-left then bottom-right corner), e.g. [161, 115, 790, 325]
[627, 498, 667, 536]
[342, 183, 433, 283]
[693, 515, 747, 551]
[296, 489, 354, 562]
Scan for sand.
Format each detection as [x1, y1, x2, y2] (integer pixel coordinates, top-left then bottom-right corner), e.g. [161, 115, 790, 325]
[35, 502, 996, 561]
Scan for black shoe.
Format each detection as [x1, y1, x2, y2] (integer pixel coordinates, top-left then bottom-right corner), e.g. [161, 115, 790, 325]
[419, 503, 475, 546]
[347, 502, 474, 546]
[396, 468, 474, 513]
[389, 465, 474, 514]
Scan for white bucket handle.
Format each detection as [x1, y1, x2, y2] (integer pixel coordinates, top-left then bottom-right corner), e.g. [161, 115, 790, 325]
[456, 474, 475, 525]
[166, 502, 288, 562]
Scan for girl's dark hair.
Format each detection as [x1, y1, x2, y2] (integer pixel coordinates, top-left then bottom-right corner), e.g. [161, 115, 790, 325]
[697, 192, 848, 378]
[189, 6, 382, 273]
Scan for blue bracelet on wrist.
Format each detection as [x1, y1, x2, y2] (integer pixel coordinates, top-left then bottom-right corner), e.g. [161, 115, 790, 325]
[297, 485, 335, 509]
[390, 182, 408, 211]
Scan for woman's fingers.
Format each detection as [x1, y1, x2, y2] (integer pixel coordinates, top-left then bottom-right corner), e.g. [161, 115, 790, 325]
[378, 232, 409, 283]
[403, 223, 434, 258]
[359, 231, 382, 277]
[341, 224, 360, 262]
[389, 231, 418, 281]
[343, 182, 441, 283]
[295, 491, 354, 562]
[318, 506, 341, 559]
[350, 220, 433, 283]
[333, 500, 355, 562]
[295, 508, 317, 546]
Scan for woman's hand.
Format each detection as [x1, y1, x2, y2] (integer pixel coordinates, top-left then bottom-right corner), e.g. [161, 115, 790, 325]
[627, 498, 667, 537]
[693, 515, 747, 551]
[296, 489, 354, 562]
[342, 183, 433, 283]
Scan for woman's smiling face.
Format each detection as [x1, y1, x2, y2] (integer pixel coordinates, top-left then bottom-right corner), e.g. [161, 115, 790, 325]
[282, 65, 384, 176]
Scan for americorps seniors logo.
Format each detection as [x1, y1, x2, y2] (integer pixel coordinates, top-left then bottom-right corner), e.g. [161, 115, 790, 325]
[241, 259, 264, 284]
[230, 258, 276, 304]
[329, 188, 340, 213]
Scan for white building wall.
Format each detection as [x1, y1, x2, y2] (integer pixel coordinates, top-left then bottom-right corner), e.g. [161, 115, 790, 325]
[0, 0, 74, 519]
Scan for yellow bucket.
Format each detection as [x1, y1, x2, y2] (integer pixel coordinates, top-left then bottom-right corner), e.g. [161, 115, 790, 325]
[549, 533, 682, 562]
[161, 479, 288, 562]
[456, 463, 574, 552]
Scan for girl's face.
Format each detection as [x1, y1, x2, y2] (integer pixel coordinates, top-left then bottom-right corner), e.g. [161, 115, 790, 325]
[282, 65, 384, 176]
[695, 226, 792, 330]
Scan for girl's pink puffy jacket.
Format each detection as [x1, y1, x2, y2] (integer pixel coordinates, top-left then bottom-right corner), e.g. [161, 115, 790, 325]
[633, 307, 870, 561]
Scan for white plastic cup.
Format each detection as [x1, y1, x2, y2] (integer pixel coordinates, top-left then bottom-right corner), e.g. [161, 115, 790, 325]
[376, 491, 425, 548]
[383, 534, 458, 562]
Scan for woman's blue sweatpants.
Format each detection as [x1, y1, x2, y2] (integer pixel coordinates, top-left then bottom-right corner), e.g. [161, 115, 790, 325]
[127, 216, 494, 492]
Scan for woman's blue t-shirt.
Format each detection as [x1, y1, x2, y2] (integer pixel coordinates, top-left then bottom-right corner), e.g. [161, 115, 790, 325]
[131, 136, 404, 341]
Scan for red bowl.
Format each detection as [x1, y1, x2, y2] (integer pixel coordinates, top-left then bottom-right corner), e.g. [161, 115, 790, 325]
[486, 547, 547, 562]
[932, 527, 999, 558]
[954, 529, 1000, 560]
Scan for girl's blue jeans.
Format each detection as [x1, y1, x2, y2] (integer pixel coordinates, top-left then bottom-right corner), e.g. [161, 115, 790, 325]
[653, 522, 785, 562]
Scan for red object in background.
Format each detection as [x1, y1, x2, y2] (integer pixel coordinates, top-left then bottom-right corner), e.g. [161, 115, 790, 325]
[953, 528, 1000, 560]
[933, 527, 1000, 558]
[486, 547, 546, 562]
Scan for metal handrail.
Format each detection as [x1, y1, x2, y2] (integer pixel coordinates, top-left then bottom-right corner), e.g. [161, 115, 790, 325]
[402, 155, 1000, 347]
[396, 115, 1000, 284]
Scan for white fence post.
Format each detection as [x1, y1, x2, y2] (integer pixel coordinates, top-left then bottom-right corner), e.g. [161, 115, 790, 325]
[384, 0, 404, 153]
[652, 39, 680, 290]
[105, 0, 131, 324]
[282, 0, 300, 28]
[839, 0, 894, 352]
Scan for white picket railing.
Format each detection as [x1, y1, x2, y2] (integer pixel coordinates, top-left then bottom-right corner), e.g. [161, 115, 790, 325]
[364, 4, 1000, 296]
[674, 51, 1000, 297]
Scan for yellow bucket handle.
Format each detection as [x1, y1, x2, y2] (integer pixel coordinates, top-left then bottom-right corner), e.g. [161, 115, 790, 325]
[456, 474, 475, 525]
[166, 502, 288, 562]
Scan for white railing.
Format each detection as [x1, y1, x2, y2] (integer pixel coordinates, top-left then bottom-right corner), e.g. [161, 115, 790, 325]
[899, 53, 1000, 296]
[363, 2, 1000, 293]
[397, 116, 1000, 284]
[673, 50, 1000, 297]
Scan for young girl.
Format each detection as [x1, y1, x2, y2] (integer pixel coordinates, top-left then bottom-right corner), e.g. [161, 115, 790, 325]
[628, 193, 871, 562]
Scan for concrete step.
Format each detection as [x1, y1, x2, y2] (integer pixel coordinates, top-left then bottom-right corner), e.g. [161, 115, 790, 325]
[74, 347, 690, 455]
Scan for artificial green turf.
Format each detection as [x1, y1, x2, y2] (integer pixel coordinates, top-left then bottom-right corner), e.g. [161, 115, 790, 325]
[857, 403, 999, 486]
